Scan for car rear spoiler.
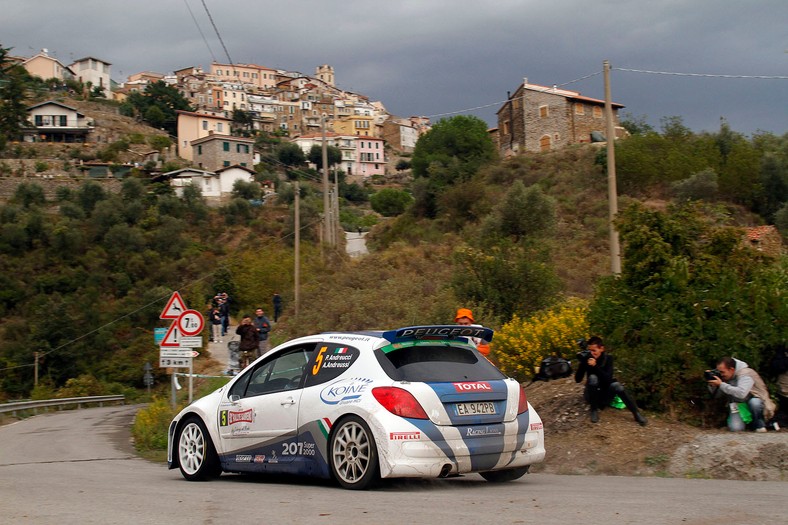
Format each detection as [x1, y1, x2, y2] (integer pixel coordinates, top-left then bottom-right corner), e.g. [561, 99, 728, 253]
[381, 325, 494, 344]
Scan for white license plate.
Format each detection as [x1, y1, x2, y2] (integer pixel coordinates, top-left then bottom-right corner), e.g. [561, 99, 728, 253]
[455, 401, 496, 416]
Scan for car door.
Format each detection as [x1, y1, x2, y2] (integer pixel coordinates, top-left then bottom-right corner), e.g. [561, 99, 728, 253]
[217, 344, 316, 464]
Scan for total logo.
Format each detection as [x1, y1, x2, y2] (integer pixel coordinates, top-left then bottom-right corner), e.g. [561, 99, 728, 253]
[320, 377, 373, 405]
[453, 381, 492, 392]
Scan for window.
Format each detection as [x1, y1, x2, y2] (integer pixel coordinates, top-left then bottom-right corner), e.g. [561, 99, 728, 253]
[593, 106, 603, 118]
[574, 103, 585, 115]
[35, 115, 43, 126]
[197, 145, 202, 155]
[217, 123, 223, 132]
[217, 69, 223, 75]
[202, 120, 208, 130]
[229, 346, 316, 398]
[540, 135, 551, 152]
[60, 115, 67, 126]
[223, 142, 230, 151]
[503, 120, 511, 135]
[240, 162, 247, 167]
[223, 160, 230, 167]
[539, 105, 549, 118]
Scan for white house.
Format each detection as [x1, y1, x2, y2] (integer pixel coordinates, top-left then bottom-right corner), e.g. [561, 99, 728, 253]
[165, 165, 255, 199]
[69, 56, 112, 97]
[23, 100, 93, 142]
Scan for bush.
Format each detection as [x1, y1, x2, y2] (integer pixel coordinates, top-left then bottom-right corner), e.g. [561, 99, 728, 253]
[494, 298, 589, 381]
[131, 397, 176, 450]
[370, 188, 413, 216]
[671, 169, 719, 201]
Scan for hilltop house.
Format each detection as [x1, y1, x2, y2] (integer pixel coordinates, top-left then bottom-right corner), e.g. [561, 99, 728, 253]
[69, 57, 112, 97]
[21, 50, 74, 82]
[496, 78, 626, 156]
[176, 110, 233, 161]
[22, 100, 93, 142]
[191, 133, 255, 171]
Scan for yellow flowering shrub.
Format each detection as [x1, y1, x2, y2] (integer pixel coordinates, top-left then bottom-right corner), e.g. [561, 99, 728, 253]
[132, 397, 177, 450]
[494, 297, 589, 381]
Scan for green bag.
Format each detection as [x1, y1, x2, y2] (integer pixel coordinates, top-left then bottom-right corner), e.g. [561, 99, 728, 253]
[737, 402, 753, 424]
[610, 395, 626, 409]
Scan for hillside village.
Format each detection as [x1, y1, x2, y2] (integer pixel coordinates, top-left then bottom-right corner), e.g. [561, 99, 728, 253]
[3, 48, 627, 198]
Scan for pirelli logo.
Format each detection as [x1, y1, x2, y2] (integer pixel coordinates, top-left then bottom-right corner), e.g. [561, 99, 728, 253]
[389, 431, 421, 441]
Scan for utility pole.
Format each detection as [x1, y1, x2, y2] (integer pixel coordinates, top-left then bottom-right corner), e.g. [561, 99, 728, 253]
[34, 351, 39, 387]
[321, 114, 332, 247]
[294, 179, 301, 317]
[332, 169, 340, 246]
[603, 60, 622, 274]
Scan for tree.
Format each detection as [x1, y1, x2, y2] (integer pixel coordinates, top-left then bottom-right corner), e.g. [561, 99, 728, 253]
[370, 188, 413, 216]
[0, 45, 31, 142]
[276, 143, 306, 179]
[619, 112, 654, 136]
[124, 81, 192, 136]
[410, 115, 496, 217]
[482, 181, 556, 242]
[307, 144, 342, 169]
[231, 109, 254, 134]
[588, 202, 787, 415]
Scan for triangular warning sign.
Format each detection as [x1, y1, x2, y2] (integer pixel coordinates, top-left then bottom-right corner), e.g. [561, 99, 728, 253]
[160, 291, 187, 320]
[160, 322, 181, 347]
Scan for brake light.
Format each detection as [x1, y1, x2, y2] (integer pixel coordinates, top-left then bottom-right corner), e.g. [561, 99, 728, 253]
[517, 387, 529, 414]
[372, 387, 429, 419]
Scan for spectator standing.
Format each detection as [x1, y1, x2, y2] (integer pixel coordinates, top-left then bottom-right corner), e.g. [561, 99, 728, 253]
[253, 308, 272, 358]
[218, 296, 230, 337]
[574, 336, 647, 426]
[207, 306, 222, 343]
[272, 293, 282, 323]
[707, 356, 776, 432]
[235, 316, 258, 369]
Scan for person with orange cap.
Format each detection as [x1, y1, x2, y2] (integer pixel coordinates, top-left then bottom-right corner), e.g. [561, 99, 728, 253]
[454, 308, 491, 356]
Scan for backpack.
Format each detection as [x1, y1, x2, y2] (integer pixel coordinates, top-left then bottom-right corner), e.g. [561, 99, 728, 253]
[532, 356, 573, 382]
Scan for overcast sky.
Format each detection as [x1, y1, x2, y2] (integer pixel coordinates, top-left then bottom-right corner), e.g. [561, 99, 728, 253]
[3, 1, 786, 135]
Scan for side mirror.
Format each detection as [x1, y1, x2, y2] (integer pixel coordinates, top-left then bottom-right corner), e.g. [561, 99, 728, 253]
[229, 394, 240, 403]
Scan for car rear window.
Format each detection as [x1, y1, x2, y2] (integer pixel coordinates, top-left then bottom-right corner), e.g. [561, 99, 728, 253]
[376, 344, 506, 382]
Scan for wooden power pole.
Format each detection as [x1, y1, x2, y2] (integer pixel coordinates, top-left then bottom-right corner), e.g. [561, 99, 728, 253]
[294, 180, 300, 317]
[603, 60, 622, 274]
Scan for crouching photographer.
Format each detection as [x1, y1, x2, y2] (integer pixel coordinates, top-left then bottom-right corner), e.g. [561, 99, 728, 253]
[706, 356, 776, 432]
[574, 336, 647, 426]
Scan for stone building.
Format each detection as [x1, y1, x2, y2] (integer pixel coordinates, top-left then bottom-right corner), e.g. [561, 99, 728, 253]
[496, 78, 625, 156]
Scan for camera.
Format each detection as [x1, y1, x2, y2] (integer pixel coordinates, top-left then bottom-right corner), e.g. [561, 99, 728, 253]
[576, 339, 591, 361]
[704, 369, 722, 381]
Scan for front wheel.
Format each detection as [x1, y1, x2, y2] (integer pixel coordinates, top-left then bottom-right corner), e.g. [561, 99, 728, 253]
[479, 466, 529, 483]
[329, 415, 379, 490]
[176, 416, 222, 481]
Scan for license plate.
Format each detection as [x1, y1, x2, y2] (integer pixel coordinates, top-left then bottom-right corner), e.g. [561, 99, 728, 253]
[455, 401, 496, 416]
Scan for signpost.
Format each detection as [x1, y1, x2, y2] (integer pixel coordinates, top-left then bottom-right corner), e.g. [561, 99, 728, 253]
[158, 292, 204, 406]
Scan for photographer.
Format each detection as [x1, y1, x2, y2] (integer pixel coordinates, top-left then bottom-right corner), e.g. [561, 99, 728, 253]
[574, 336, 647, 426]
[707, 357, 776, 432]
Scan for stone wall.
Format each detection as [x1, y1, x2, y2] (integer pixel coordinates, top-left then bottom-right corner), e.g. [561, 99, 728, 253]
[0, 176, 123, 202]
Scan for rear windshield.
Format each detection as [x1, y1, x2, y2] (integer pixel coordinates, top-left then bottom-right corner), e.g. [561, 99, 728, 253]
[376, 343, 506, 382]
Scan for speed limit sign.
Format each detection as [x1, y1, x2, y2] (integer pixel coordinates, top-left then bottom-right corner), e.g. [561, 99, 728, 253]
[177, 310, 205, 336]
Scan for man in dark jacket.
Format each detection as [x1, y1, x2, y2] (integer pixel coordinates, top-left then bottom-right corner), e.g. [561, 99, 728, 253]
[253, 308, 272, 358]
[235, 316, 258, 369]
[575, 336, 647, 426]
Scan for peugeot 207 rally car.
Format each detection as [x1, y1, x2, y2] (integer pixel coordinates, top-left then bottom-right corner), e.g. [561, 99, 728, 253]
[167, 325, 545, 489]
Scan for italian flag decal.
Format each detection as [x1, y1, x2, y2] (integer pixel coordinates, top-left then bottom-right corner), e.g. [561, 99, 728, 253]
[318, 417, 332, 439]
[334, 347, 348, 354]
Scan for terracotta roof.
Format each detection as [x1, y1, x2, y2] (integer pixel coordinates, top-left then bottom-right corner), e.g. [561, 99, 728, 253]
[745, 225, 778, 240]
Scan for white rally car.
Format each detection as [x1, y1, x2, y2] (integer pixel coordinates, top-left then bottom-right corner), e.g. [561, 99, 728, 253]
[167, 325, 545, 489]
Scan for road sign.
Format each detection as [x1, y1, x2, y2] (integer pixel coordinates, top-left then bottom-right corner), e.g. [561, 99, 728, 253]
[159, 356, 191, 368]
[160, 348, 194, 358]
[160, 291, 187, 320]
[159, 322, 182, 347]
[179, 336, 203, 348]
[154, 327, 167, 344]
[177, 310, 204, 336]
[191, 351, 200, 358]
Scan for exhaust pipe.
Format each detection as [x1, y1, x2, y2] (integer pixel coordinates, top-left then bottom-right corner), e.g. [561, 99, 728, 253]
[438, 464, 452, 478]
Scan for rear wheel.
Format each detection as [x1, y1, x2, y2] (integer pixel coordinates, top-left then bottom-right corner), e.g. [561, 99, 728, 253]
[329, 415, 379, 490]
[177, 416, 222, 481]
[479, 466, 529, 483]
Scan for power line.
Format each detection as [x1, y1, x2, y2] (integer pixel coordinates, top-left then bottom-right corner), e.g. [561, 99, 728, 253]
[200, 0, 234, 66]
[614, 67, 788, 80]
[183, 0, 217, 63]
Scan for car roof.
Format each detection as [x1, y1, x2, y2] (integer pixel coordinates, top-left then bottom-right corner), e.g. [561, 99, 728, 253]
[319, 325, 494, 345]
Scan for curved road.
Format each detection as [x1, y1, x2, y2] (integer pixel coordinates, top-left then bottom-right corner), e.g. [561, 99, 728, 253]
[0, 406, 785, 524]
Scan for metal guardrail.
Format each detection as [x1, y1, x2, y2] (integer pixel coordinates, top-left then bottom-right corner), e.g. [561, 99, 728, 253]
[0, 395, 125, 416]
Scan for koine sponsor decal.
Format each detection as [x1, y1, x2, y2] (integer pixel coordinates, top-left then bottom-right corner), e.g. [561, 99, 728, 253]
[389, 431, 421, 440]
[530, 422, 543, 431]
[320, 377, 372, 405]
[220, 408, 253, 426]
[453, 381, 492, 392]
[235, 455, 252, 463]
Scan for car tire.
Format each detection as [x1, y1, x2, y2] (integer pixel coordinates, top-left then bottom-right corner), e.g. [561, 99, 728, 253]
[329, 415, 379, 490]
[176, 416, 222, 481]
[479, 466, 529, 483]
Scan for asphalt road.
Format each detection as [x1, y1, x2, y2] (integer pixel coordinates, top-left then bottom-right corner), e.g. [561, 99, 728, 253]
[1, 405, 785, 525]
